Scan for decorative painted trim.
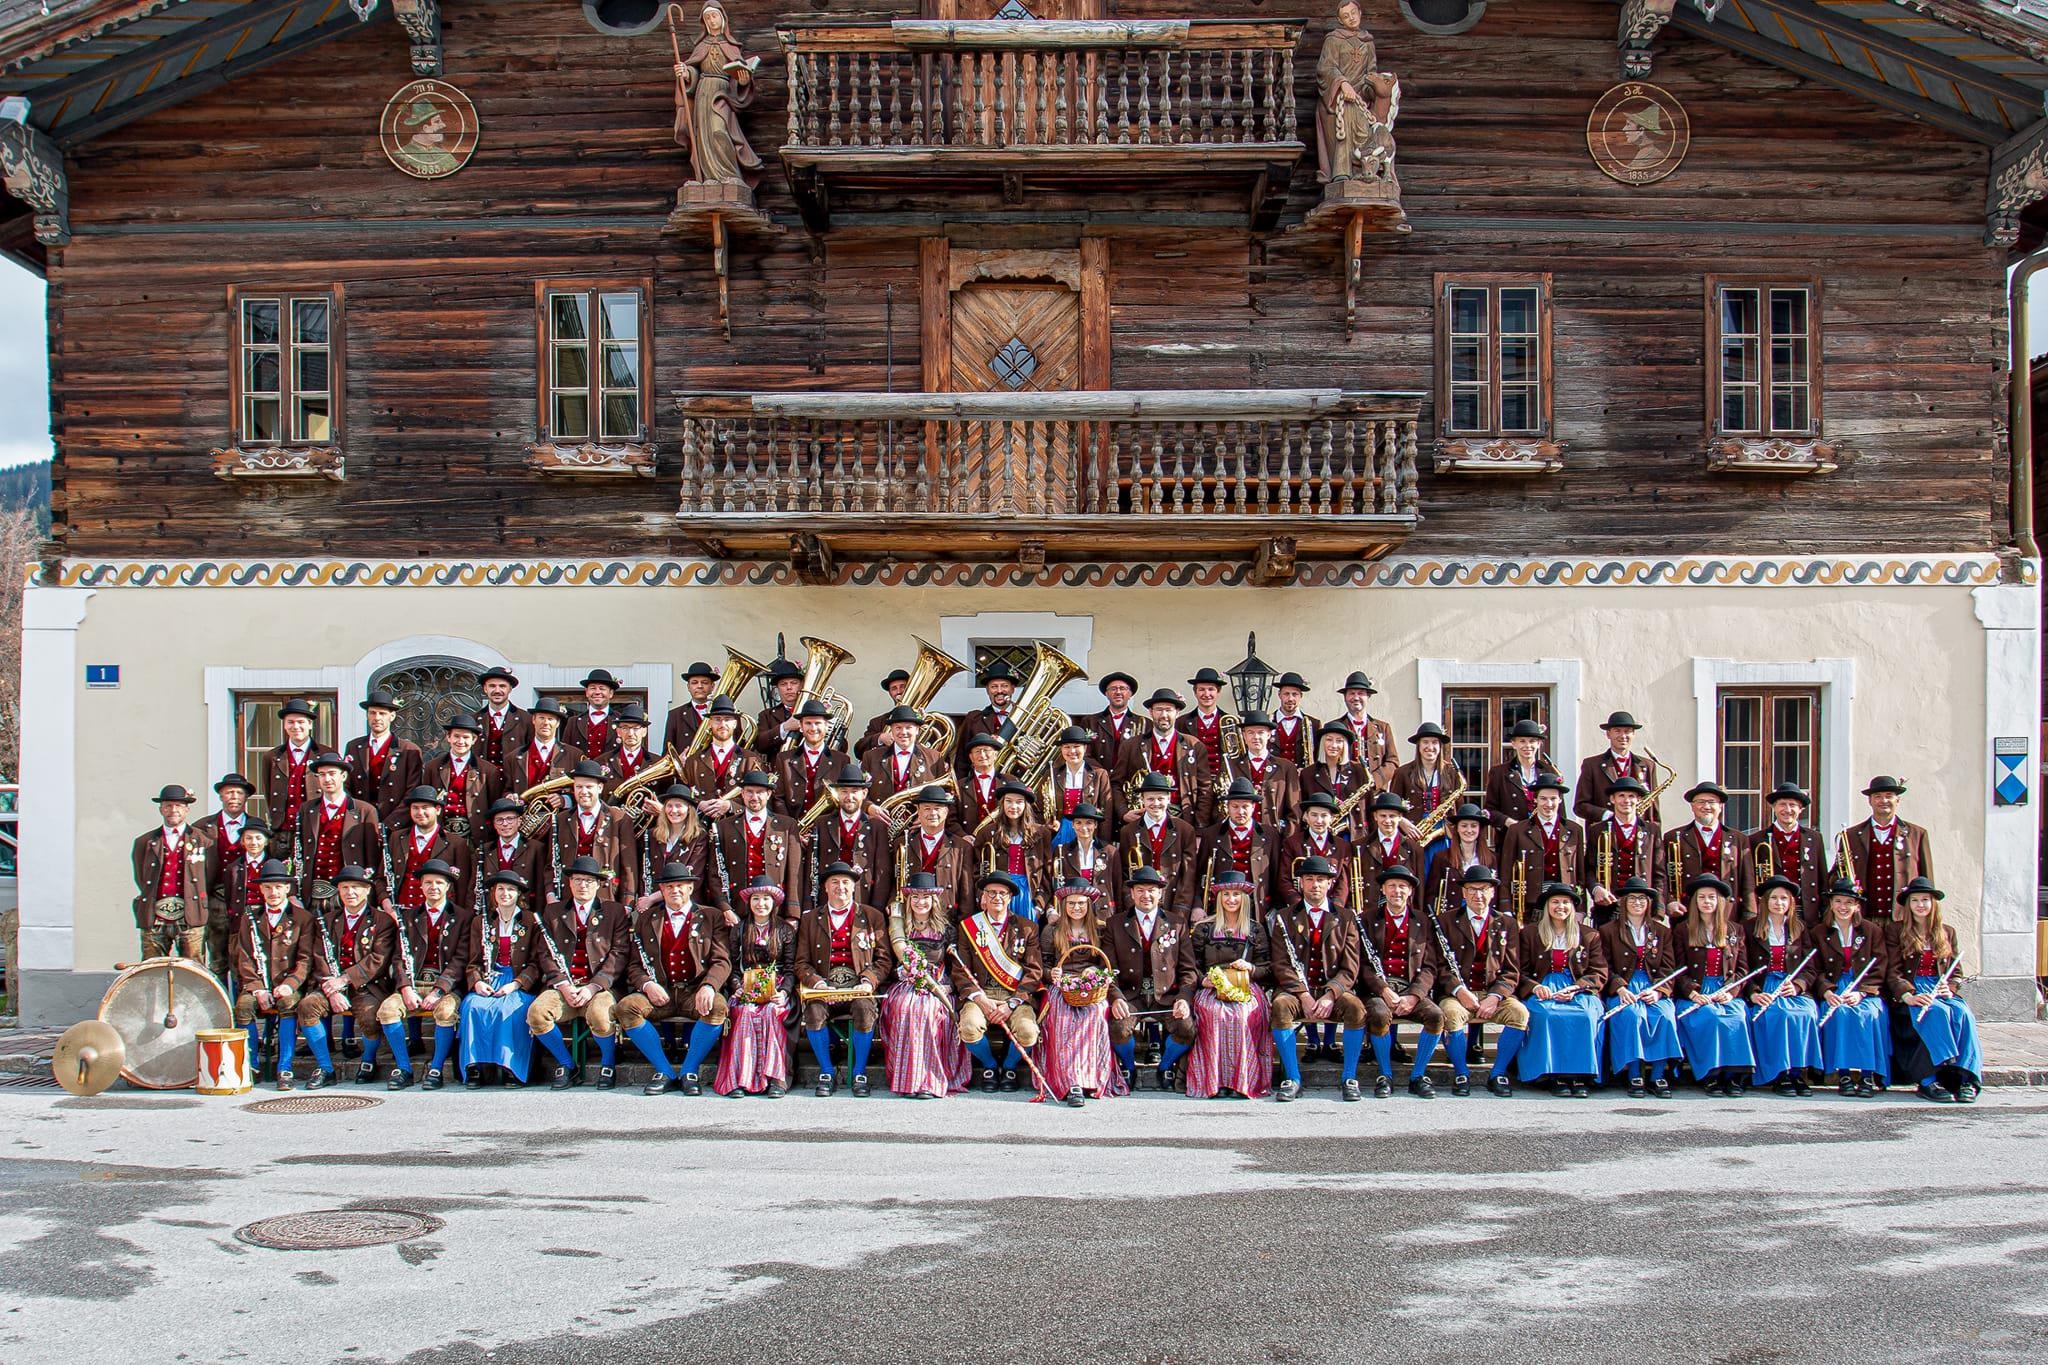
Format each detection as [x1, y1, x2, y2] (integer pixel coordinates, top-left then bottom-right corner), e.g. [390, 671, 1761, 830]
[211, 445, 347, 481]
[392, 0, 442, 77]
[1704, 436, 1841, 476]
[0, 118, 69, 246]
[524, 441, 658, 477]
[1432, 437, 1567, 475]
[37, 554, 2007, 591]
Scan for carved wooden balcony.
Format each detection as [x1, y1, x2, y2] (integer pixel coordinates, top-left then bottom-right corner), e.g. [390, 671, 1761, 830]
[777, 20, 1306, 231]
[676, 389, 1420, 579]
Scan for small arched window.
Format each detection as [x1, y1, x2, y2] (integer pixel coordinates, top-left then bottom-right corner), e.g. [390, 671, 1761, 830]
[582, 0, 666, 37]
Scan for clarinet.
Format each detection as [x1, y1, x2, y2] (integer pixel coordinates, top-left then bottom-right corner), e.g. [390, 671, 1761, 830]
[551, 818, 565, 903]
[1424, 902, 1465, 995]
[381, 828, 398, 911]
[1270, 906, 1309, 996]
[312, 905, 350, 1009]
[249, 913, 272, 992]
[712, 819, 732, 909]
[391, 903, 420, 992]
[472, 844, 486, 917]
[629, 915, 660, 988]
[810, 825, 824, 911]
[1356, 913, 1389, 989]
[532, 904, 572, 986]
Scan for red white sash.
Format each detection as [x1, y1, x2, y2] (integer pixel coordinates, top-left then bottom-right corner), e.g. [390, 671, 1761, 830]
[964, 912, 1024, 993]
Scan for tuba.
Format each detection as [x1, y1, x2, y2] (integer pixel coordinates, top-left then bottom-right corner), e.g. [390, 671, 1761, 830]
[900, 635, 967, 762]
[989, 642, 1088, 789]
[680, 646, 769, 760]
[614, 746, 684, 834]
[783, 636, 856, 753]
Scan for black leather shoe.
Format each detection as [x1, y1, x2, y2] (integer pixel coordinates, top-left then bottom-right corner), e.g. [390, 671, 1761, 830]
[1274, 1079, 1301, 1103]
[1792, 1078, 1813, 1097]
[387, 1069, 415, 1091]
[1649, 1076, 1674, 1099]
[764, 1081, 785, 1098]
[421, 1068, 445, 1091]
[643, 1073, 674, 1096]
[1407, 1076, 1436, 1099]
[1838, 1072, 1858, 1096]
[1627, 1075, 1648, 1098]
[1728, 1076, 1751, 1097]
[355, 1062, 378, 1085]
[1486, 1074, 1513, 1098]
[1157, 1065, 1180, 1092]
[1569, 1080, 1590, 1098]
[304, 1068, 333, 1091]
[1451, 1074, 1471, 1097]
[1063, 1087, 1085, 1108]
[1372, 1074, 1392, 1099]
[1702, 1077, 1729, 1097]
[1341, 1078, 1362, 1102]
[815, 1071, 837, 1097]
[594, 1066, 618, 1091]
[850, 1073, 871, 1097]
[275, 1070, 296, 1093]
[1955, 1082, 1980, 1104]
[1123, 1068, 1139, 1093]
[978, 1067, 1000, 1094]
[1854, 1075, 1877, 1098]
[1000, 1069, 1022, 1092]
[680, 1072, 704, 1096]
[549, 1065, 577, 1091]
[1917, 1080, 1953, 1104]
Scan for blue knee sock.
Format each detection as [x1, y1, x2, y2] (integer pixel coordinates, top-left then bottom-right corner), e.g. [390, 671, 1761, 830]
[1159, 1036, 1192, 1074]
[1272, 1028, 1301, 1084]
[430, 1024, 457, 1072]
[276, 1019, 299, 1072]
[359, 1031, 382, 1069]
[1626, 1061, 1642, 1080]
[245, 1022, 262, 1059]
[850, 1029, 874, 1077]
[625, 1022, 676, 1077]
[535, 1026, 575, 1070]
[966, 1036, 1001, 1070]
[1340, 1027, 1365, 1081]
[382, 1022, 413, 1075]
[1410, 1031, 1441, 1080]
[1490, 1026, 1525, 1078]
[681, 1020, 722, 1076]
[1370, 1031, 1394, 1080]
[1649, 1059, 1666, 1081]
[301, 1020, 333, 1072]
[1003, 1042, 1024, 1071]
[1445, 1028, 1470, 1078]
[1114, 1036, 1136, 1072]
[806, 1027, 835, 1075]
[594, 1032, 618, 1069]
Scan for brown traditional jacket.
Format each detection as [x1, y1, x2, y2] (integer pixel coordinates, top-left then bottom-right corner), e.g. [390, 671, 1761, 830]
[1267, 902, 1363, 1001]
[1671, 932, 1748, 1001]
[1598, 917, 1676, 996]
[292, 797, 384, 901]
[1833, 819, 1935, 920]
[548, 805, 639, 904]
[1116, 814, 1202, 915]
[1113, 730, 1214, 828]
[1501, 815, 1589, 919]
[1573, 750, 1662, 830]
[795, 901, 893, 993]
[1220, 753, 1302, 831]
[461, 911, 547, 994]
[772, 745, 850, 819]
[709, 810, 804, 916]
[947, 909, 1043, 1001]
[624, 902, 734, 996]
[382, 822, 473, 910]
[232, 904, 318, 994]
[313, 904, 398, 995]
[861, 742, 947, 806]
[1743, 823, 1828, 924]
[1197, 820, 1279, 917]
[1360, 904, 1439, 999]
[535, 897, 633, 995]
[1051, 837, 1122, 908]
[422, 753, 501, 840]
[343, 734, 425, 824]
[1437, 908, 1522, 998]
[679, 742, 765, 804]
[898, 826, 975, 921]
[806, 811, 897, 912]
[1812, 918, 1887, 996]
[399, 904, 470, 993]
[130, 826, 218, 929]
[1516, 924, 1609, 998]
[1664, 822, 1750, 921]
[1103, 906, 1194, 1006]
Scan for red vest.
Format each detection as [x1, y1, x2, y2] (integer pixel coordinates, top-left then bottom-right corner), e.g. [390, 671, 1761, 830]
[156, 834, 185, 898]
[744, 820, 767, 879]
[660, 913, 695, 983]
[828, 909, 854, 967]
[314, 804, 346, 879]
[398, 831, 433, 907]
[1383, 913, 1410, 979]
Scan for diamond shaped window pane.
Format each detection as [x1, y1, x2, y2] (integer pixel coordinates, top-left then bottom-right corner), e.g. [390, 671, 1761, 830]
[994, 0, 1035, 17]
[990, 336, 1037, 390]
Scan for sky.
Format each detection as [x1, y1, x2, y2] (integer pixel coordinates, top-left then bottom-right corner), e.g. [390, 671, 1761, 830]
[4, 256, 2048, 466]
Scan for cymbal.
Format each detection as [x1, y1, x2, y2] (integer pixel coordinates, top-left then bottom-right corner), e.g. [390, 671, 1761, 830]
[53, 1020, 125, 1096]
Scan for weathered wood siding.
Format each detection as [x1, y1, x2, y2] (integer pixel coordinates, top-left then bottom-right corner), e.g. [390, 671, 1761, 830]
[41, 0, 2008, 558]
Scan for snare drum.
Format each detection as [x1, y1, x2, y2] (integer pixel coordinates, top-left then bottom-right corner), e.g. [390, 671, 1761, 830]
[196, 1028, 253, 1095]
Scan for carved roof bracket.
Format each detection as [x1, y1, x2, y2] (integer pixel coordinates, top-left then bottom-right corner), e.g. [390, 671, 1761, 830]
[0, 116, 68, 246]
[1989, 116, 2048, 248]
[1617, 0, 1680, 79]
[394, 0, 442, 78]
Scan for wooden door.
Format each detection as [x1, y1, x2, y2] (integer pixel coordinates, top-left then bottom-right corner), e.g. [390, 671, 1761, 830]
[937, 0, 1102, 18]
[948, 282, 1080, 513]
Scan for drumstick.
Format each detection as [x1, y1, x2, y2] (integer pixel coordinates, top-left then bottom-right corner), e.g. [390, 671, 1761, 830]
[946, 945, 1058, 1098]
[162, 934, 180, 1031]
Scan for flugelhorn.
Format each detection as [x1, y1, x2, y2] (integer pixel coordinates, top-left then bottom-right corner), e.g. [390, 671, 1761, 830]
[900, 635, 967, 762]
[989, 641, 1087, 789]
[680, 646, 768, 761]
[784, 636, 855, 753]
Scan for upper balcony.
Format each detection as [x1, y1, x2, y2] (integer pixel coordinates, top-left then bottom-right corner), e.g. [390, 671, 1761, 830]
[776, 19, 1306, 231]
[676, 388, 1420, 582]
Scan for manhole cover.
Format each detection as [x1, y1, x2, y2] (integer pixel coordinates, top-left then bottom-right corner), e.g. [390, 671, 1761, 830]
[234, 1208, 443, 1252]
[242, 1094, 382, 1115]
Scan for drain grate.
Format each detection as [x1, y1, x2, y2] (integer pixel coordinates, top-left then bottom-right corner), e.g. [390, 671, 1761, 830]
[0, 1073, 61, 1090]
[243, 1094, 382, 1115]
[235, 1208, 443, 1252]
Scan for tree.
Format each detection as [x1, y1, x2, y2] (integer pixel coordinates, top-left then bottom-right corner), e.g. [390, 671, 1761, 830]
[0, 505, 40, 779]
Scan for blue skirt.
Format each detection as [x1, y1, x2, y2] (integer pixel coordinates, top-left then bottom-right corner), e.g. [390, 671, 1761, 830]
[1605, 969, 1681, 1073]
[1748, 972, 1822, 1083]
[460, 967, 537, 1082]
[1518, 971, 1604, 1081]
[1676, 975, 1755, 1075]
[1818, 970, 1889, 1081]
[1905, 974, 1982, 1081]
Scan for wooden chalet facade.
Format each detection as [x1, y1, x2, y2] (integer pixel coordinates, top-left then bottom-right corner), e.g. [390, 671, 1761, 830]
[3, 0, 2043, 1020]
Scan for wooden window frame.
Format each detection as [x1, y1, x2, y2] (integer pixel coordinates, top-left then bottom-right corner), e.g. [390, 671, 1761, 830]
[1443, 685, 1553, 792]
[233, 690, 338, 824]
[1703, 275, 1840, 475]
[1715, 686, 1822, 834]
[215, 285, 346, 481]
[528, 277, 658, 477]
[1431, 272, 1563, 475]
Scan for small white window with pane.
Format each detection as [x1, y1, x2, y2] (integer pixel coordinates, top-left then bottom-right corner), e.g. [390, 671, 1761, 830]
[1704, 277, 1838, 475]
[532, 280, 655, 475]
[1432, 273, 1562, 474]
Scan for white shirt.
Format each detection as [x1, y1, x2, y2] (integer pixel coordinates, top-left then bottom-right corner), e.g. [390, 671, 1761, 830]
[1305, 905, 1328, 930]
[1134, 908, 1158, 939]
[746, 814, 766, 837]
[1873, 821, 1895, 845]
[413, 826, 434, 853]
[161, 825, 184, 847]
[573, 901, 595, 927]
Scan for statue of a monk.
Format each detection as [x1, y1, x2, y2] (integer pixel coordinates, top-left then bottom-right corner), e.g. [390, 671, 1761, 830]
[673, 0, 762, 188]
[1315, 1, 1400, 187]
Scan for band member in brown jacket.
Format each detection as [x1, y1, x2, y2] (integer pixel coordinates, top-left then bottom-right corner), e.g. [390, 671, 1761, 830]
[1266, 856, 1367, 1103]
[1599, 878, 1681, 1098]
[306, 864, 398, 1087]
[1118, 773, 1202, 916]
[344, 689, 425, 824]
[528, 854, 633, 1090]
[1664, 783, 1749, 926]
[477, 797, 546, 914]
[709, 772, 801, 918]
[549, 761, 638, 905]
[232, 859, 329, 1091]
[796, 861, 893, 1096]
[1481, 719, 1554, 833]
[805, 763, 895, 915]
[619, 862, 733, 1095]
[132, 783, 216, 961]
[1573, 711, 1662, 831]
[1052, 803, 1122, 907]
[1745, 783, 1826, 925]
[1115, 689, 1213, 828]
[1360, 863, 1446, 1098]
[1587, 778, 1663, 926]
[1832, 775, 1934, 922]
[951, 872, 1045, 1092]
[296, 754, 384, 912]
[1045, 724, 1121, 829]
[1276, 792, 1357, 909]
[377, 858, 469, 1090]
[423, 713, 499, 843]
[1500, 774, 1586, 923]
[1300, 724, 1374, 839]
[1105, 867, 1197, 1089]
[1433, 864, 1530, 1097]
[383, 785, 473, 916]
[457, 879, 549, 1088]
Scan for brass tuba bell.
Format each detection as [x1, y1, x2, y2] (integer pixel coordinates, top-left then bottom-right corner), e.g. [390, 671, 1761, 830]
[784, 636, 856, 752]
[899, 635, 967, 762]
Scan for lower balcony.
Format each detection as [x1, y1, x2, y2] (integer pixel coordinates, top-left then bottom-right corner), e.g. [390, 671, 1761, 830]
[676, 389, 1421, 580]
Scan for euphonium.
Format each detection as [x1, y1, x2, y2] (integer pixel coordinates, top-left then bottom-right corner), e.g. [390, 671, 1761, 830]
[989, 641, 1087, 788]
[680, 645, 768, 760]
[517, 773, 576, 839]
[784, 635, 856, 753]
[876, 769, 956, 833]
[613, 746, 684, 834]
[900, 635, 967, 762]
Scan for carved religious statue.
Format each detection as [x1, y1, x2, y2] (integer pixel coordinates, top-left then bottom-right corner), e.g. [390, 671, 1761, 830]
[672, 0, 762, 194]
[1315, 1, 1401, 195]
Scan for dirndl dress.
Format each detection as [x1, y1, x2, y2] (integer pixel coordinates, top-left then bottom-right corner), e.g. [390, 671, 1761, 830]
[1748, 970, 1823, 1084]
[460, 964, 536, 1082]
[1033, 988, 1128, 1100]
[1518, 970, 1605, 1082]
[1604, 969, 1681, 1076]
[714, 999, 790, 1095]
[1186, 986, 1272, 1099]
[1818, 970, 1890, 1082]
[880, 933, 970, 1097]
[1896, 973, 1982, 1084]
[1676, 974, 1755, 1075]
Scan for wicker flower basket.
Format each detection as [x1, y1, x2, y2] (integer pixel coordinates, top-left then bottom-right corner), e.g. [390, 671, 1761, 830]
[1056, 944, 1113, 1009]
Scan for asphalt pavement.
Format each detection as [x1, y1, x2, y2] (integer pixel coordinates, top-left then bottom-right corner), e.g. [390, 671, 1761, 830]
[1, 1083, 2046, 1363]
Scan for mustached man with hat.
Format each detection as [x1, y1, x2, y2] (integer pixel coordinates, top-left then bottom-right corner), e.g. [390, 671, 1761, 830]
[344, 689, 425, 825]
[306, 864, 398, 1086]
[131, 783, 218, 963]
[1665, 781, 1748, 926]
[1830, 775, 1933, 921]
[1113, 687, 1213, 828]
[1334, 671, 1399, 788]
[1744, 782, 1826, 925]
[474, 665, 529, 769]
[261, 697, 324, 831]
[561, 668, 624, 757]
[1267, 671, 1321, 768]
[1085, 669, 1142, 768]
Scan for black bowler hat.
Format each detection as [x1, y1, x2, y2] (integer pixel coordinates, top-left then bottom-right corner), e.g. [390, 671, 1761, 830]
[1862, 775, 1909, 797]
[658, 861, 700, 885]
[615, 703, 648, 725]
[682, 661, 718, 681]
[405, 784, 441, 805]
[1766, 783, 1811, 808]
[964, 732, 1002, 753]
[1316, 722, 1357, 746]
[1615, 876, 1656, 899]
[310, 751, 348, 772]
[564, 855, 605, 880]
[335, 864, 376, 886]
[237, 820, 272, 840]
[880, 669, 911, 689]
[531, 697, 568, 718]
[1222, 777, 1261, 803]
[657, 783, 697, 803]
[153, 784, 197, 804]
[740, 771, 778, 789]
[1378, 864, 1422, 888]
[1508, 720, 1546, 740]
[417, 858, 459, 883]
[1134, 773, 1175, 795]
[795, 699, 834, 720]
[885, 704, 923, 725]
[976, 869, 1019, 895]
[1070, 802, 1104, 822]
[486, 868, 529, 891]
[1143, 688, 1185, 711]
[1098, 671, 1138, 694]
[707, 695, 741, 716]
[479, 666, 519, 687]
[1607, 776, 1649, 798]
[1756, 874, 1802, 901]
[994, 780, 1035, 801]
[1370, 792, 1408, 813]
[1408, 721, 1448, 743]
[279, 698, 319, 720]
[1301, 792, 1340, 813]
[580, 669, 622, 689]
[903, 872, 941, 894]
[1239, 711, 1274, 730]
[1297, 855, 1338, 879]
[980, 661, 1018, 684]
[915, 783, 956, 806]
[1538, 881, 1582, 906]
[214, 772, 256, 795]
[1127, 867, 1168, 888]
[1826, 877, 1864, 904]
[1275, 671, 1311, 692]
[829, 763, 871, 788]
[1685, 873, 1733, 898]
[443, 712, 481, 735]
[1528, 772, 1569, 795]
[1600, 711, 1641, 731]
[1340, 671, 1377, 694]
[257, 859, 296, 885]
[767, 658, 805, 681]
[1056, 724, 1092, 745]
[360, 689, 402, 712]
[1460, 865, 1500, 886]
[569, 759, 608, 782]
[1684, 781, 1728, 803]
[1451, 802, 1487, 823]
[1187, 666, 1227, 688]
[1895, 876, 1944, 906]
[487, 796, 524, 816]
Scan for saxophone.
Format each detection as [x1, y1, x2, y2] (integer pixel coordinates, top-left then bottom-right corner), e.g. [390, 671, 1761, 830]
[1411, 763, 1469, 844]
[1639, 747, 1678, 822]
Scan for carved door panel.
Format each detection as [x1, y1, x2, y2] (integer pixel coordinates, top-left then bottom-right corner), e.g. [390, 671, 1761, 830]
[948, 282, 1080, 514]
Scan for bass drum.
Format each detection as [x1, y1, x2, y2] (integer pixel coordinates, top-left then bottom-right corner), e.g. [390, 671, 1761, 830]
[97, 957, 235, 1089]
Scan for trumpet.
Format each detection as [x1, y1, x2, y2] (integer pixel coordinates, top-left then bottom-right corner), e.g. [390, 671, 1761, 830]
[680, 646, 768, 761]
[1511, 855, 1528, 924]
[1752, 837, 1775, 886]
[1835, 830, 1860, 893]
[784, 636, 856, 753]
[899, 635, 967, 763]
[517, 773, 575, 839]
[876, 769, 955, 834]
[988, 641, 1087, 789]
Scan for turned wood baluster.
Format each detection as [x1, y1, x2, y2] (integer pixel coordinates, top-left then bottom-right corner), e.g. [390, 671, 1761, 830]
[1278, 423, 1299, 513]
[1281, 49, 1297, 143]
[1223, 49, 1241, 141]
[887, 56, 903, 145]
[1136, 49, 1152, 144]
[1318, 422, 1337, 513]
[787, 53, 803, 146]
[1115, 50, 1133, 144]
[679, 418, 699, 510]
[1177, 49, 1194, 143]
[826, 53, 843, 147]
[972, 51, 989, 148]
[1398, 420, 1419, 516]
[1054, 49, 1070, 144]
[1157, 50, 1174, 144]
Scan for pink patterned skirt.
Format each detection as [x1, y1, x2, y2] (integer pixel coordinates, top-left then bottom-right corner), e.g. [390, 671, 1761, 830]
[881, 981, 970, 1096]
[1185, 987, 1272, 1099]
[1032, 993, 1128, 1100]
[713, 1000, 790, 1095]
